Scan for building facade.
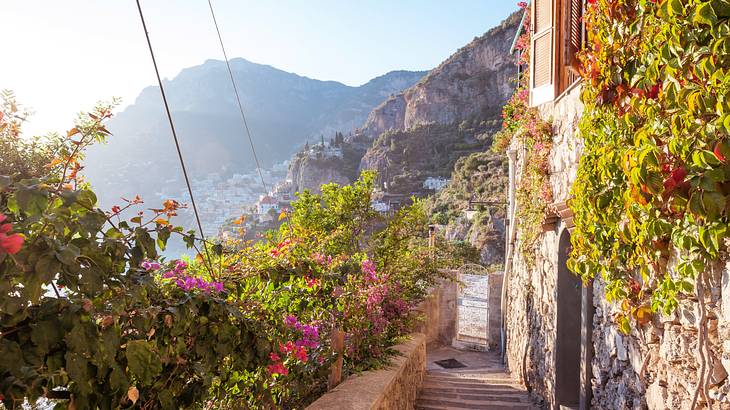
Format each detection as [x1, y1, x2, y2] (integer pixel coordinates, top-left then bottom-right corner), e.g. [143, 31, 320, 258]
[503, 1, 730, 409]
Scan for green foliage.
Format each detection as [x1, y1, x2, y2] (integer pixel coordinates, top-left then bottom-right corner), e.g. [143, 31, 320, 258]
[569, 0, 730, 328]
[0, 102, 444, 408]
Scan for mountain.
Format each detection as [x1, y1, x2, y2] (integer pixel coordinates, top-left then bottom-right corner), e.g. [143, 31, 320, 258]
[356, 11, 520, 184]
[83, 59, 425, 207]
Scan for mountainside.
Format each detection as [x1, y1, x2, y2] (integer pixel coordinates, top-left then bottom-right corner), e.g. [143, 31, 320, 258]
[353, 11, 521, 144]
[83, 59, 425, 207]
[356, 10, 521, 193]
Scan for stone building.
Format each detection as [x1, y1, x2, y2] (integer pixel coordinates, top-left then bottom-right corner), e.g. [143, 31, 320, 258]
[502, 1, 730, 409]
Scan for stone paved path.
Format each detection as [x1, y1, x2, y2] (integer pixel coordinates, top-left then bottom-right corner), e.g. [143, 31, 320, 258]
[416, 346, 539, 410]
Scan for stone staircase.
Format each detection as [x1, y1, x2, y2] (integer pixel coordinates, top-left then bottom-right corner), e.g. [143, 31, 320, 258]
[416, 346, 538, 410]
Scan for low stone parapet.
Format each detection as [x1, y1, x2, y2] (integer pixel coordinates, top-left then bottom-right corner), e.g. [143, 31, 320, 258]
[306, 333, 426, 410]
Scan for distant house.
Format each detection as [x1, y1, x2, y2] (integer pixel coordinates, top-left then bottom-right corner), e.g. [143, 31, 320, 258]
[257, 195, 279, 215]
[371, 200, 390, 214]
[423, 177, 450, 191]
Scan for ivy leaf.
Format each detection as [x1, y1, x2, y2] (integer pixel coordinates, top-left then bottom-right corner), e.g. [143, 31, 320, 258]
[669, 0, 684, 15]
[65, 352, 92, 394]
[710, 0, 730, 17]
[701, 191, 726, 219]
[634, 305, 653, 325]
[618, 315, 632, 335]
[694, 2, 718, 25]
[109, 364, 129, 393]
[31, 319, 64, 352]
[125, 340, 162, 385]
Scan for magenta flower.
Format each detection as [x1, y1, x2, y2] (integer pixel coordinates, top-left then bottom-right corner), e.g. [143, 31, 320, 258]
[284, 315, 299, 329]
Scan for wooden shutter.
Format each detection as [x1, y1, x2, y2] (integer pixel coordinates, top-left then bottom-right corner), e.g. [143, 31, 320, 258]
[565, 0, 584, 72]
[531, 0, 554, 90]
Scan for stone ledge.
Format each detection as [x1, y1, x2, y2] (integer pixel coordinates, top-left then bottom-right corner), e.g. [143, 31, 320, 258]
[306, 333, 426, 410]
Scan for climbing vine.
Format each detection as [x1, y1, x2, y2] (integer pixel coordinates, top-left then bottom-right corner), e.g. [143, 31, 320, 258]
[568, 0, 730, 331]
[494, 1, 554, 263]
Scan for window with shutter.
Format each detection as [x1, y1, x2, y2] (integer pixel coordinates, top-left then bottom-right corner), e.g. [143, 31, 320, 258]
[530, 0, 555, 105]
[567, 0, 584, 70]
[558, 0, 585, 94]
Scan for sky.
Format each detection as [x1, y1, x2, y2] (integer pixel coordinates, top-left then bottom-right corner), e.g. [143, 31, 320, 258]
[1, 1, 517, 136]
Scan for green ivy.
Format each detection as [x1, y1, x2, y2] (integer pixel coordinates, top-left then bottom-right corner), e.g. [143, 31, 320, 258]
[569, 0, 730, 329]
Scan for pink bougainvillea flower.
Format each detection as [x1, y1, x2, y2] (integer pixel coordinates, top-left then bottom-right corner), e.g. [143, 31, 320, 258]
[212, 282, 224, 293]
[284, 315, 299, 329]
[141, 260, 160, 271]
[269, 352, 281, 362]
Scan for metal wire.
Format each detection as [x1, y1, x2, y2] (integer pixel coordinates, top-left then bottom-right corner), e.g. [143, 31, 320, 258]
[206, 0, 269, 195]
[206, 0, 294, 235]
[135, 0, 215, 277]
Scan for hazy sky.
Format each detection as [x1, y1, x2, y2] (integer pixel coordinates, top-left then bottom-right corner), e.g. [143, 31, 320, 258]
[1, 1, 517, 136]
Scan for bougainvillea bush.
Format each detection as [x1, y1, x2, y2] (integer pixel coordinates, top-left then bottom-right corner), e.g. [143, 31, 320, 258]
[492, 1, 554, 263]
[569, 0, 730, 330]
[0, 96, 446, 409]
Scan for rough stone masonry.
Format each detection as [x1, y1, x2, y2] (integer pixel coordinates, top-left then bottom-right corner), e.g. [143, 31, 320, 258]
[504, 84, 730, 409]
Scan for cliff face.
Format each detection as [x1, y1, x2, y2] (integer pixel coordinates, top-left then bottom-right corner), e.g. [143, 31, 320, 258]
[355, 11, 521, 143]
[287, 143, 365, 193]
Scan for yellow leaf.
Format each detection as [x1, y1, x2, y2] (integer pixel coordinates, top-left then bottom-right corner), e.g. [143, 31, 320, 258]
[67, 127, 80, 138]
[127, 386, 139, 404]
[233, 215, 246, 225]
[154, 218, 169, 226]
[634, 305, 653, 325]
[278, 210, 287, 221]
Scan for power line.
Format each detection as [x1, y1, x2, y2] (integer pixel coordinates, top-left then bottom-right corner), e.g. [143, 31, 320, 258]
[206, 0, 269, 195]
[135, 0, 215, 277]
[206, 0, 294, 236]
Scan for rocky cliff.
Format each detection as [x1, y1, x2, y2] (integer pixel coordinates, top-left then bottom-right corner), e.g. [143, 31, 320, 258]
[354, 11, 521, 143]
[287, 142, 366, 193]
[357, 10, 520, 195]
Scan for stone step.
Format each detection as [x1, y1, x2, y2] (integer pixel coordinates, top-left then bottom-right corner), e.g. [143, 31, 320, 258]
[420, 385, 527, 396]
[415, 397, 534, 409]
[418, 393, 530, 404]
[423, 380, 525, 391]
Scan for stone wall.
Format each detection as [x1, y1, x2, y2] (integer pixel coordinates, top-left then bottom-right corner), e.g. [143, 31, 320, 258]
[503, 83, 584, 409]
[505, 81, 730, 410]
[415, 275, 457, 346]
[306, 334, 426, 410]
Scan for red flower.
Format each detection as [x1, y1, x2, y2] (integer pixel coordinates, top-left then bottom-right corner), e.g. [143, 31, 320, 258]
[279, 341, 295, 354]
[714, 142, 727, 163]
[670, 166, 687, 183]
[0, 214, 24, 255]
[294, 346, 308, 362]
[111, 205, 121, 214]
[266, 362, 288, 376]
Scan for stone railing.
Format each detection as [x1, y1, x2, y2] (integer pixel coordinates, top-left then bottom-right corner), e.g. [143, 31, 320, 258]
[306, 333, 426, 410]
